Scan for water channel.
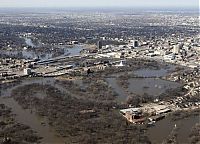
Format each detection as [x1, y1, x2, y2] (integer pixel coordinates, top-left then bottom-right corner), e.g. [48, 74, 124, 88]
[0, 78, 65, 143]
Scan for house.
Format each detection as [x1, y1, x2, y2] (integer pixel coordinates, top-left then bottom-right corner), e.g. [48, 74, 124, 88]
[120, 108, 143, 123]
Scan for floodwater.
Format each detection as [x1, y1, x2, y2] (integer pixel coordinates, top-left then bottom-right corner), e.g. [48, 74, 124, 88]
[65, 45, 83, 56]
[0, 77, 66, 144]
[128, 78, 181, 96]
[147, 115, 200, 144]
[106, 78, 127, 102]
[1, 78, 56, 97]
[0, 41, 83, 60]
[134, 66, 175, 77]
[0, 97, 64, 144]
[106, 65, 181, 100]
[106, 77, 181, 101]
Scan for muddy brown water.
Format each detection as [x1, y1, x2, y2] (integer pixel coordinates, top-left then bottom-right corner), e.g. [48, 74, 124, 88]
[106, 68, 199, 143]
[147, 115, 200, 144]
[0, 66, 198, 143]
[1, 77, 90, 143]
[128, 78, 181, 96]
[134, 67, 173, 77]
[106, 78, 127, 102]
[0, 78, 66, 143]
[0, 97, 65, 144]
[106, 77, 181, 101]
[106, 66, 180, 100]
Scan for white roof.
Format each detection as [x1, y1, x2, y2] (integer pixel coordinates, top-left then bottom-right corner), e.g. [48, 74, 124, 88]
[120, 108, 141, 114]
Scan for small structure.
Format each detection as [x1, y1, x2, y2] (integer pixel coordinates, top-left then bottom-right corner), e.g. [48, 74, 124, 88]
[24, 68, 31, 75]
[114, 60, 125, 67]
[120, 108, 143, 123]
[120, 108, 141, 115]
[156, 108, 171, 115]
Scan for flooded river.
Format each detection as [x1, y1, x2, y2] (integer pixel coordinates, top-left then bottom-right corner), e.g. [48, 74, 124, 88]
[0, 65, 198, 143]
[147, 115, 200, 144]
[0, 97, 64, 144]
[106, 77, 181, 101]
[0, 38, 84, 60]
[0, 78, 66, 143]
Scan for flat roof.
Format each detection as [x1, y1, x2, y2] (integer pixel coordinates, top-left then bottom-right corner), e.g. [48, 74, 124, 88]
[120, 108, 141, 114]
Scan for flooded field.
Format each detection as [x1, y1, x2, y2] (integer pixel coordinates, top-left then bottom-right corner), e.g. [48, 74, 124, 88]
[134, 66, 175, 77]
[106, 77, 181, 101]
[65, 45, 83, 56]
[106, 78, 127, 101]
[106, 65, 181, 100]
[128, 78, 181, 96]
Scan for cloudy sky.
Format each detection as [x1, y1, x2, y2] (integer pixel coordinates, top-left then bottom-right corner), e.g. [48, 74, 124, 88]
[0, 0, 198, 8]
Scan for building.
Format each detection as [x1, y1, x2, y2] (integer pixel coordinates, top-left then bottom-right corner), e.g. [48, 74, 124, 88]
[115, 60, 125, 67]
[120, 108, 141, 115]
[97, 40, 103, 49]
[173, 43, 183, 54]
[133, 40, 139, 48]
[155, 108, 171, 115]
[24, 68, 31, 75]
[120, 108, 143, 124]
[173, 45, 180, 54]
[164, 54, 175, 61]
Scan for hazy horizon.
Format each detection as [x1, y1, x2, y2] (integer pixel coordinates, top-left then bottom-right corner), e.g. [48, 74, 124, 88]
[0, 0, 199, 8]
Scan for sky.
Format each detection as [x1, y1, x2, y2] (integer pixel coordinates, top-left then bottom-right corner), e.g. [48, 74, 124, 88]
[0, 0, 199, 8]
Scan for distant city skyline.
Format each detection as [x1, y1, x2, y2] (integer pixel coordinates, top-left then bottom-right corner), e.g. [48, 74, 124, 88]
[0, 0, 199, 8]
